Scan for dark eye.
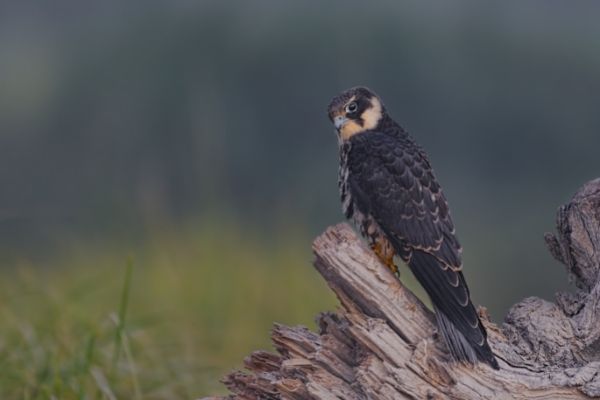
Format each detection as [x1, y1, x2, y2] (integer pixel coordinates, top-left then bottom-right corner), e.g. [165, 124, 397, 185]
[346, 101, 358, 114]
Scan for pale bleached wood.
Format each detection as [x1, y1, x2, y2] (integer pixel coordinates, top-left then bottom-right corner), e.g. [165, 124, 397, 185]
[203, 179, 600, 400]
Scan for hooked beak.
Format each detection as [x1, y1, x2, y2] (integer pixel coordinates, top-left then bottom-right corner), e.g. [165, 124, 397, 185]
[334, 115, 348, 130]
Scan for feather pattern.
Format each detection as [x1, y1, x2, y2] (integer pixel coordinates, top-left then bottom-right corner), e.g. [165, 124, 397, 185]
[339, 120, 498, 369]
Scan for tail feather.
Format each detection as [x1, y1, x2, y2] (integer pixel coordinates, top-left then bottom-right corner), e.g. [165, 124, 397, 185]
[434, 305, 499, 369]
[408, 250, 499, 369]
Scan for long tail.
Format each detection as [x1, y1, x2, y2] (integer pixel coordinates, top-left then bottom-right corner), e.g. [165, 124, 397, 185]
[408, 250, 499, 369]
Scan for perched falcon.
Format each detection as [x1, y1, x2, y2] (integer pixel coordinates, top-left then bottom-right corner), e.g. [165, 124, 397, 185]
[327, 86, 498, 369]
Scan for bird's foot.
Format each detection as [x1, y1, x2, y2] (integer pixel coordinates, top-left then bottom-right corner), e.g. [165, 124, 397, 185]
[371, 243, 399, 276]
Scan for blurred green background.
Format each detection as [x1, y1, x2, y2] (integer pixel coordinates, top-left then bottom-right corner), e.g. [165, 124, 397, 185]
[2, 1, 600, 398]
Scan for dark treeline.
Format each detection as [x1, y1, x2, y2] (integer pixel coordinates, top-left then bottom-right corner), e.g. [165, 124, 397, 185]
[1, 1, 600, 315]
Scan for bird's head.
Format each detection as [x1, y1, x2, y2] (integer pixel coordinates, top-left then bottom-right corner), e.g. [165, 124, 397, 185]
[327, 86, 385, 141]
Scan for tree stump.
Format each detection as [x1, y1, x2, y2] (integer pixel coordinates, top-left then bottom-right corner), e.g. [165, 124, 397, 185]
[203, 178, 600, 399]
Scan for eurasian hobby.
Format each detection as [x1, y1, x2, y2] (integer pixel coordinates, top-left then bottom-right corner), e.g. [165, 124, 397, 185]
[327, 86, 498, 369]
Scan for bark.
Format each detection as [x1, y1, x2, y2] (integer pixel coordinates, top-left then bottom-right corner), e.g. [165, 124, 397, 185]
[203, 178, 600, 399]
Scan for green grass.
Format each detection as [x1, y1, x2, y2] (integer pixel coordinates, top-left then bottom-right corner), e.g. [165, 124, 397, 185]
[0, 221, 337, 399]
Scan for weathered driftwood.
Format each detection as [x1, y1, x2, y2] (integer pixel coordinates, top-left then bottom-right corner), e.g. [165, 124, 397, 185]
[204, 178, 600, 399]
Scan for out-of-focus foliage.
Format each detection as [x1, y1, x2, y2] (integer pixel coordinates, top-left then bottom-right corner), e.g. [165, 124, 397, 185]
[0, 221, 335, 398]
[2, 1, 600, 397]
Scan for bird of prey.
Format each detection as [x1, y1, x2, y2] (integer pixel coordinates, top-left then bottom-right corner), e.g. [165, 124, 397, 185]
[327, 86, 498, 369]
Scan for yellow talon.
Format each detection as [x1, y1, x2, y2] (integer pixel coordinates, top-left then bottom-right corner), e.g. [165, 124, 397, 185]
[371, 242, 399, 276]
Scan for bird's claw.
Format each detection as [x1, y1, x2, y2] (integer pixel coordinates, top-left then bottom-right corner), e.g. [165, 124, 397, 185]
[371, 243, 399, 277]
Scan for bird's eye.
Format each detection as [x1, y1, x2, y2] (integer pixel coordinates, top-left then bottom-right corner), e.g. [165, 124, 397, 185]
[346, 101, 358, 114]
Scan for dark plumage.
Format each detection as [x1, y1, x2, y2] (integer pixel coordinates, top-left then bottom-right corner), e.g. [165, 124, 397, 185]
[328, 86, 498, 369]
